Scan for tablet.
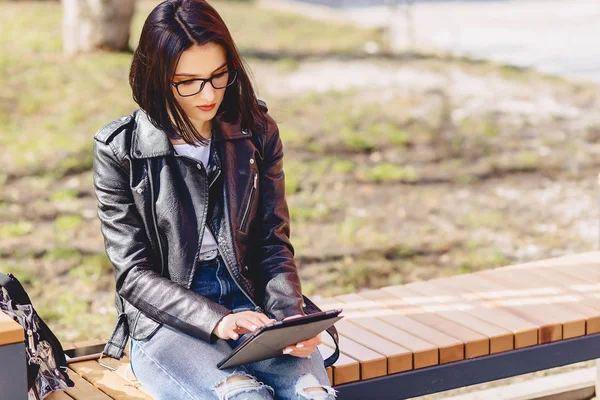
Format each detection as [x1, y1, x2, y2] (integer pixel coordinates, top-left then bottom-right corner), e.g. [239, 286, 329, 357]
[64, 343, 106, 363]
[217, 308, 343, 369]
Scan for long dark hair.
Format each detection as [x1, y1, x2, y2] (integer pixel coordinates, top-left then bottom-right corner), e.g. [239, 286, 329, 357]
[129, 0, 267, 144]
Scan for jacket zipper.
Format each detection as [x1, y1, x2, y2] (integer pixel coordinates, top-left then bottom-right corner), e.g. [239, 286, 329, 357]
[209, 167, 221, 188]
[207, 168, 262, 313]
[239, 171, 257, 232]
[173, 155, 262, 313]
[147, 159, 165, 276]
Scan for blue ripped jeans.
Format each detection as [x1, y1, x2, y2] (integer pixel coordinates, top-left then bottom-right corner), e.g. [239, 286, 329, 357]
[129, 253, 337, 400]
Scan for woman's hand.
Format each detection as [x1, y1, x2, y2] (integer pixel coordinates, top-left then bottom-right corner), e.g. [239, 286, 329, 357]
[213, 311, 276, 340]
[281, 314, 323, 358]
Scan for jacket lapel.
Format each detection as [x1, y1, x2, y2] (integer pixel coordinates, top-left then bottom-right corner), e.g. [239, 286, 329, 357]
[131, 109, 253, 160]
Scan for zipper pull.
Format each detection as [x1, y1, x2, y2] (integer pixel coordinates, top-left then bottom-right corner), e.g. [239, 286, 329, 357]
[253, 173, 257, 189]
[27, 329, 36, 355]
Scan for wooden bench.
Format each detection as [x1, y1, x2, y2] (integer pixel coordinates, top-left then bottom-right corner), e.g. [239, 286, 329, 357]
[4, 251, 600, 399]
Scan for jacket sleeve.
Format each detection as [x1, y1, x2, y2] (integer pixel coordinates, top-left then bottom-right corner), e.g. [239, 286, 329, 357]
[93, 136, 232, 343]
[254, 116, 306, 321]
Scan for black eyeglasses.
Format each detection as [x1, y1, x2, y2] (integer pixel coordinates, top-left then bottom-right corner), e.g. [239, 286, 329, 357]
[172, 68, 238, 97]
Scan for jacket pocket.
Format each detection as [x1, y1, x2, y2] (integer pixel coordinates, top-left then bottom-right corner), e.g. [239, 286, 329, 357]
[238, 169, 258, 233]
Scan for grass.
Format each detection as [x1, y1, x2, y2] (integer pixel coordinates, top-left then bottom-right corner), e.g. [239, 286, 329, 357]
[50, 188, 79, 202]
[0, 261, 36, 285]
[0, 221, 34, 239]
[68, 254, 113, 285]
[55, 215, 83, 231]
[2, 0, 593, 349]
[0, 1, 383, 180]
[0, 0, 386, 343]
[365, 163, 419, 183]
[289, 205, 329, 223]
[43, 246, 82, 262]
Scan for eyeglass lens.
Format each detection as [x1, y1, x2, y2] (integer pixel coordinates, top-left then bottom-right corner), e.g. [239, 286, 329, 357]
[177, 70, 237, 97]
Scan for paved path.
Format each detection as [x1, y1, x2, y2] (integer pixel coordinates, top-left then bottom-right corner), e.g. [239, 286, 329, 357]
[265, 0, 600, 83]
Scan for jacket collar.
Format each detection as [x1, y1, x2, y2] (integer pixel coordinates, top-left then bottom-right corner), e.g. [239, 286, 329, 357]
[131, 109, 252, 159]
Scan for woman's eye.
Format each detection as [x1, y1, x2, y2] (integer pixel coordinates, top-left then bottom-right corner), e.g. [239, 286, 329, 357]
[180, 80, 196, 86]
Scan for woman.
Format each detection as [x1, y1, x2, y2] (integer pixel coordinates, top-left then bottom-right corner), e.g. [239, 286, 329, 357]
[92, 0, 338, 399]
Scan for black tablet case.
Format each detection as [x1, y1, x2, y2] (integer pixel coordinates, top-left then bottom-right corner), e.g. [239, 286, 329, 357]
[217, 312, 343, 369]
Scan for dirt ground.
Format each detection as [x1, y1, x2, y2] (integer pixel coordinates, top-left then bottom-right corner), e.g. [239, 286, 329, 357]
[3, 7, 600, 400]
[3, 52, 600, 345]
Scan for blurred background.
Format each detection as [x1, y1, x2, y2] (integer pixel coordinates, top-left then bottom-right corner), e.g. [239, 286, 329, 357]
[1, 0, 599, 381]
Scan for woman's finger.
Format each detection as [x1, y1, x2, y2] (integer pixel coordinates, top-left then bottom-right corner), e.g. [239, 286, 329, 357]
[228, 326, 241, 339]
[249, 316, 267, 329]
[283, 314, 303, 321]
[259, 314, 276, 325]
[235, 317, 263, 332]
[283, 346, 315, 358]
[239, 311, 273, 327]
[294, 334, 321, 349]
[242, 317, 263, 331]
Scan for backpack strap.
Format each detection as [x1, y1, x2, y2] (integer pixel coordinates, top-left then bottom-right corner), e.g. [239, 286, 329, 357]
[0, 272, 32, 305]
[302, 295, 340, 368]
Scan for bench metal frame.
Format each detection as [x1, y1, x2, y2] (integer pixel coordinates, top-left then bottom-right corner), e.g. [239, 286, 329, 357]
[0, 342, 28, 400]
[334, 332, 600, 400]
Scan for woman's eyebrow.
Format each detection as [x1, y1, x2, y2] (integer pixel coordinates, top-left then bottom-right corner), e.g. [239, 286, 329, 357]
[175, 62, 228, 77]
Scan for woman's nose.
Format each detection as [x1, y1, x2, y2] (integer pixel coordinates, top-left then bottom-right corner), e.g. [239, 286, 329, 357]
[200, 83, 216, 102]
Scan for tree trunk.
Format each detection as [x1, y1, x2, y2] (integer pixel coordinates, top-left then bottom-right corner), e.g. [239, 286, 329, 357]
[61, 0, 136, 55]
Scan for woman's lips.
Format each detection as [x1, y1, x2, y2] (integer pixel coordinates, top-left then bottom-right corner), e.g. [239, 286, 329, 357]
[197, 104, 216, 112]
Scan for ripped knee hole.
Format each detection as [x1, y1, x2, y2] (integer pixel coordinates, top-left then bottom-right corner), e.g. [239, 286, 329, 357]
[216, 375, 253, 388]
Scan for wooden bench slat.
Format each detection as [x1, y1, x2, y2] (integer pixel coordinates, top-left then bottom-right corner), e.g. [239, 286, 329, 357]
[551, 265, 600, 307]
[330, 353, 361, 385]
[64, 369, 113, 400]
[320, 326, 387, 380]
[110, 355, 155, 399]
[353, 289, 490, 360]
[548, 264, 600, 287]
[540, 266, 600, 308]
[333, 319, 412, 373]
[69, 360, 150, 400]
[46, 390, 75, 399]
[62, 342, 76, 351]
[425, 275, 539, 349]
[330, 292, 465, 364]
[506, 268, 600, 335]
[557, 264, 600, 284]
[503, 252, 600, 270]
[391, 282, 514, 354]
[325, 365, 333, 385]
[319, 344, 360, 385]
[449, 273, 564, 343]
[347, 318, 439, 370]
[317, 296, 439, 369]
[480, 270, 587, 339]
[0, 311, 24, 346]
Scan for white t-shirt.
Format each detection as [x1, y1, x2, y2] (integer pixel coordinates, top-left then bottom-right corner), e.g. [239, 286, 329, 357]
[172, 139, 219, 254]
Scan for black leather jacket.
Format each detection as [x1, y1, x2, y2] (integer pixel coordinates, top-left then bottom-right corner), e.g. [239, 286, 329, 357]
[93, 101, 307, 345]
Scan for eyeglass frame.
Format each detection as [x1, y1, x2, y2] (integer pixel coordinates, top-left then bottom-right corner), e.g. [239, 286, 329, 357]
[171, 68, 238, 97]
